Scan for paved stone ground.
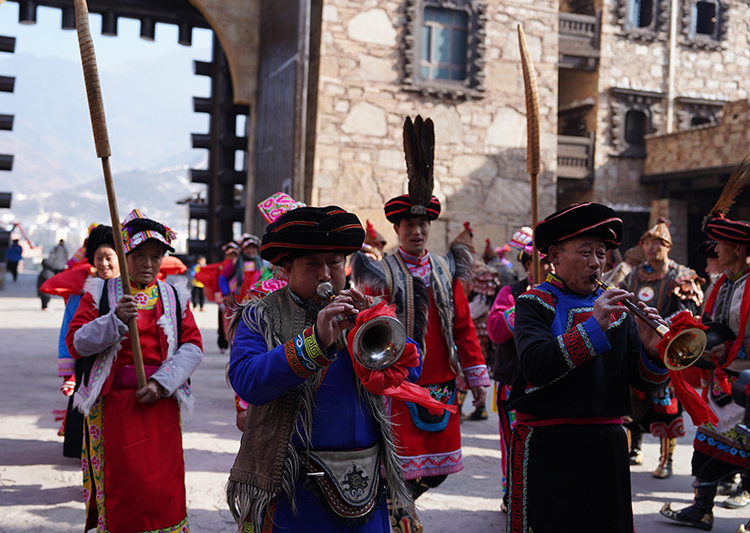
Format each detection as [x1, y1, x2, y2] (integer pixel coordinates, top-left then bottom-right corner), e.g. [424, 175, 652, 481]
[1, 270, 747, 532]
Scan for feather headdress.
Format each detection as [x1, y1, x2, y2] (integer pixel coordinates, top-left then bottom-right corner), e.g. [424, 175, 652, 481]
[384, 116, 441, 223]
[404, 115, 435, 213]
[702, 156, 750, 231]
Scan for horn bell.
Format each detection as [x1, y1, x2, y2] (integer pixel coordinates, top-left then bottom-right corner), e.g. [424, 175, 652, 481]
[663, 328, 707, 371]
[351, 315, 406, 370]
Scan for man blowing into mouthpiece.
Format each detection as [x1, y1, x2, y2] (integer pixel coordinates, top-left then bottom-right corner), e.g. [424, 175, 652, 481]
[504, 203, 670, 533]
[226, 205, 424, 533]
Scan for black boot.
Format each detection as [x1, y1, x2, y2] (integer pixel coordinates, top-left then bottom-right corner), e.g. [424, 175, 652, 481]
[661, 480, 717, 531]
[469, 404, 488, 420]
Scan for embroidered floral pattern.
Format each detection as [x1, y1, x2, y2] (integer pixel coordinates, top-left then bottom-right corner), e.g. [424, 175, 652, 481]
[426, 383, 452, 403]
[132, 283, 159, 310]
[82, 397, 106, 531]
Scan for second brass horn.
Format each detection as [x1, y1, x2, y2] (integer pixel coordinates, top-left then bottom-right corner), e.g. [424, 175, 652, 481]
[316, 282, 406, 370]
[593, 277, 706, 370]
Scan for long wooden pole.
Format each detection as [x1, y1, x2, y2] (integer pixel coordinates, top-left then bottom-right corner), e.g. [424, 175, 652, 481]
[518, 25, 541, 284]
[74, 0, 146, 390]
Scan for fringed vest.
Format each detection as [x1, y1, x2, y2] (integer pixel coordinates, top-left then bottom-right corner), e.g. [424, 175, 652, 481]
[226, 286, 412, 532]
[383, 252, 461, 374]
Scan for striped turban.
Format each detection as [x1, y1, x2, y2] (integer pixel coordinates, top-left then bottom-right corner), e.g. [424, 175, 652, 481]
[260, 206, 365, 265]
[535, 203, 623, 254]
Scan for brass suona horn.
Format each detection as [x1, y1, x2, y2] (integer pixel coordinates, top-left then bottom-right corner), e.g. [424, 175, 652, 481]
[593, 276, 706, 370]
[316, 282, 406, 370]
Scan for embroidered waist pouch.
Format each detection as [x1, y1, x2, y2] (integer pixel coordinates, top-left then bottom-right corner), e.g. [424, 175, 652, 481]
[405, 379, 456, 432]
[298, 443, 381, 521]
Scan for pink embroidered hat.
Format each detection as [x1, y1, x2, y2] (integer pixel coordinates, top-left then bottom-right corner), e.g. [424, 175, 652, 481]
[257, 192, 306, 225]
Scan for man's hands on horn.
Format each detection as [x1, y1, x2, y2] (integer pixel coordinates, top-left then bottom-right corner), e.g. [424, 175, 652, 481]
[316, 287, 371, 349]
[632, 301, 666, 360]
[593, 288, 632, 332]
[594, 289, 664, 360]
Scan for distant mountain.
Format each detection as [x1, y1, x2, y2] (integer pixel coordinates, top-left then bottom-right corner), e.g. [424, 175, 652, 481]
[8, 165, 203, 246]
[0, 49, 209, 186]
[0, 47, 212, 247]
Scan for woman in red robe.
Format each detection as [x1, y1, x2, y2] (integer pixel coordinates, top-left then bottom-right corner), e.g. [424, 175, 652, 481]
[67, 210, 203, 533]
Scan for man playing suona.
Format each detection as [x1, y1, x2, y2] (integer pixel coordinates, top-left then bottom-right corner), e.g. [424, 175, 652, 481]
[505, 203, 670, 533]
[226, 205, 423, 532]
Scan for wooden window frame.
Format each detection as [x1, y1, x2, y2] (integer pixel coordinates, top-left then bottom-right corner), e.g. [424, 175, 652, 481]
[680, 0, 727, 50]
[402, 0, 487, 100]
[610, 88, 665, 158]
[615, 0, 668, 42]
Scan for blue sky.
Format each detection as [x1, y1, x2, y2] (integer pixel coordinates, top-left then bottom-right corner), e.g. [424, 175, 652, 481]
[0, 1, 213, 69]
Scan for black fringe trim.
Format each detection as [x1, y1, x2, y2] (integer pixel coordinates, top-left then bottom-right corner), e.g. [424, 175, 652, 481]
[349, 252, 387, 294]
[450, 244, 475, 284]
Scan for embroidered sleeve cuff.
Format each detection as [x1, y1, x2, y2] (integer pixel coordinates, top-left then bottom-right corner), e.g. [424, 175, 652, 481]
[558, 316, 608, 370]
[503, 307, 515, 334]
[463, 364, 491, 388]
[583, 316, 611, 354]
[57, 358, 76, 377]
[638, 348, 669, 383]
[284, 326, 337, 379]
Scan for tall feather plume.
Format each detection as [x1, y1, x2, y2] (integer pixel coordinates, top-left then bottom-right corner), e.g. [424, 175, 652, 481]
[702, 155, 750, 231]
[404, 116, 435, 207]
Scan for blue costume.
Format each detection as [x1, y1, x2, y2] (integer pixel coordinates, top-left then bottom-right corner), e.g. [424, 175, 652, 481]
[225, 205, 420, 533]
[228, 287, 420, 532]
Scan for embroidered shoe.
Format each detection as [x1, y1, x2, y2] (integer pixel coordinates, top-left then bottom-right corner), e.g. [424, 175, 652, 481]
[723, 489, 750, 509]
[629, 449, 644, 466]
[718, 474, 741, 495]
[660, 503, 713, 531]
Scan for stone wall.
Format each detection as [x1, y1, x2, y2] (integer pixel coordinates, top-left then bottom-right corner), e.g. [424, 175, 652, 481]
[311, 0, 558, 255]
[591, 0, 750, 210]
[645, 100, 750, 174]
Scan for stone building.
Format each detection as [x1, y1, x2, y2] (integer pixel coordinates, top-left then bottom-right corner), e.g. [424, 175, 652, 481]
[644, 99, 750, 266]
[558, 0, 750, 265]
[209, 0, 750, 262]
[306, 1, 559, 254]
[188, 0, 559, 257]
[16, 0, 747, 263]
